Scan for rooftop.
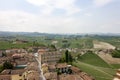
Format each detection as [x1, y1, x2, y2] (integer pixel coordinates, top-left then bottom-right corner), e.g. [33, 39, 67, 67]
[44, 72, 57, 80]
[59, 74, 83, 80]
[0, 75, 11, 80]
[27, 71, 40, 80]
[56, 63, 68, 68]
[1, 69, 25, 75]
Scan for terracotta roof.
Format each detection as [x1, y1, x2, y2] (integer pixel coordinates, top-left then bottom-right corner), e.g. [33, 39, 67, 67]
[79, 72, 94, 80]
[56, 63, 67, 68]
[27, 71, 40, 80]
[59, 74, 82, 80]
[42, 63, 48, 67]
[11, 69, 25, 75]
[26, 62, 38, 71]
[12, 54, 22, 58]
[0, 75, 11, 80]
[15, 60, 28, 65]
[1, 69, 25, 75]
[48, 64, 56, 70]
[44, 72, 57, 80]
[38, 49, 48, 54]
[71, 66, 82, 73]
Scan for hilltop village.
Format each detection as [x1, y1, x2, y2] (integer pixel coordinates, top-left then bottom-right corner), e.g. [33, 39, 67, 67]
[0, 43, 119, 80]
[0, 47, 96, 80]
[0, 35, 120, 80]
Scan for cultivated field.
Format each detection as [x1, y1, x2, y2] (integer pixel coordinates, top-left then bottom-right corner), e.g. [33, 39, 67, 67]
[98, 52, 120, 64]
[93, 40, 115, 49]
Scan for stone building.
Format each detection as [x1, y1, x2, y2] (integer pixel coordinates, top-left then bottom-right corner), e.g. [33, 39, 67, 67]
[40, 51, 62, 64]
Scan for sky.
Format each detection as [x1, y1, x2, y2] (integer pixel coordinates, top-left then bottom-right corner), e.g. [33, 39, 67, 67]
[0, 0, 120, 33]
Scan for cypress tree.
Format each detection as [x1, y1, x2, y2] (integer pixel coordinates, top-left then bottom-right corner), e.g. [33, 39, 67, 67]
[65, 50, 69, 63]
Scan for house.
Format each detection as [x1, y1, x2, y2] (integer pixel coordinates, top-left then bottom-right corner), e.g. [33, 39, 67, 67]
[48, 64, 56, 72]
[0, 69, 25, 80]
[0, 69, 41, 80]
[44, 72, 57, 80]
[71, 66, 82, 74]
[79, 72, 95, 80]
[56, 63, 72, 74]
[6, 49, 26, 54]
[12, 53, 22, 59]
[41, 63, 49, 74]
[26, 62, 38, 71]
[40, 51, 62, 64]
[59, 74, 83, 80]
[25, 70, 40, 80]
[0, 57, 12, 64]
[0, 75, 11, 80]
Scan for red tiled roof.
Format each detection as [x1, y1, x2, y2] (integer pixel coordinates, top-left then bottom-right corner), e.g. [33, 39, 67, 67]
[79, 72, 94, 80]
[71, 66, 82, 73]
[59, 74, 82, 80]
[0, 75, 11, 80]
[1, 69, 25, 75]
[56, 63, 67, 68]
[44, 72, 57, 79]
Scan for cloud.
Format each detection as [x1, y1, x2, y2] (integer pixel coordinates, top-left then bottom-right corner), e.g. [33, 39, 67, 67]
[93, 0, 113, 7]
[84, 13, 92, 17]
[0, 0, 119, 33]
[0, 10, 119, 33]
[0, 10, 83, 33]
[26, 0, 81, 15]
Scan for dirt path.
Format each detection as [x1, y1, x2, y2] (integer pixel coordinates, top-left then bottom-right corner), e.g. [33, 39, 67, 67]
[98, 52, 120, 64]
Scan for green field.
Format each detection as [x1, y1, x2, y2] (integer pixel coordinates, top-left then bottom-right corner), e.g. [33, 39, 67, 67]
[0, 36, 94, 49]
[0, 41, 33, 50]
[111, 64, 120, 69]
[73, 61, 115, 80]
[53, 37, 93, 49]
[73, 52, 116, 80]
[78, 51, 111, 68]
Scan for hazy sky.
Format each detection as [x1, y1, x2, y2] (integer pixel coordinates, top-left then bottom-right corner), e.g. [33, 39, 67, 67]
[0, 0, 120, 33]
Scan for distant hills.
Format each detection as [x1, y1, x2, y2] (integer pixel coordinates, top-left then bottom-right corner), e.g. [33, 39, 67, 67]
[0, 31, 120, 37]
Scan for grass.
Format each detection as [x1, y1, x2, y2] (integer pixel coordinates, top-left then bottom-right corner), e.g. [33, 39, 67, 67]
[0, 41, 34, 50]
[0, 65, 4, 72]
[55, 37, 93, 49]
[111, 64, 120, 69]
[73, 51, 116, 80]
[0, 36, 94, 49]
[78, 51, 111, 68]
[73, 61, 115, 80]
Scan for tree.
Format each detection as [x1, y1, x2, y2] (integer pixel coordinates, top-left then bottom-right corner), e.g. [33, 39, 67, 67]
[50, 44, 57, 51]
[69, 53, 73, 63]
[0, 65, 4, 72]
[2, 52, 7, 57]
[111, 50, 120, 58]
[65, 50, 73, 64]
[3, 61, 13, 69]
[65, 50, 69, 63]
